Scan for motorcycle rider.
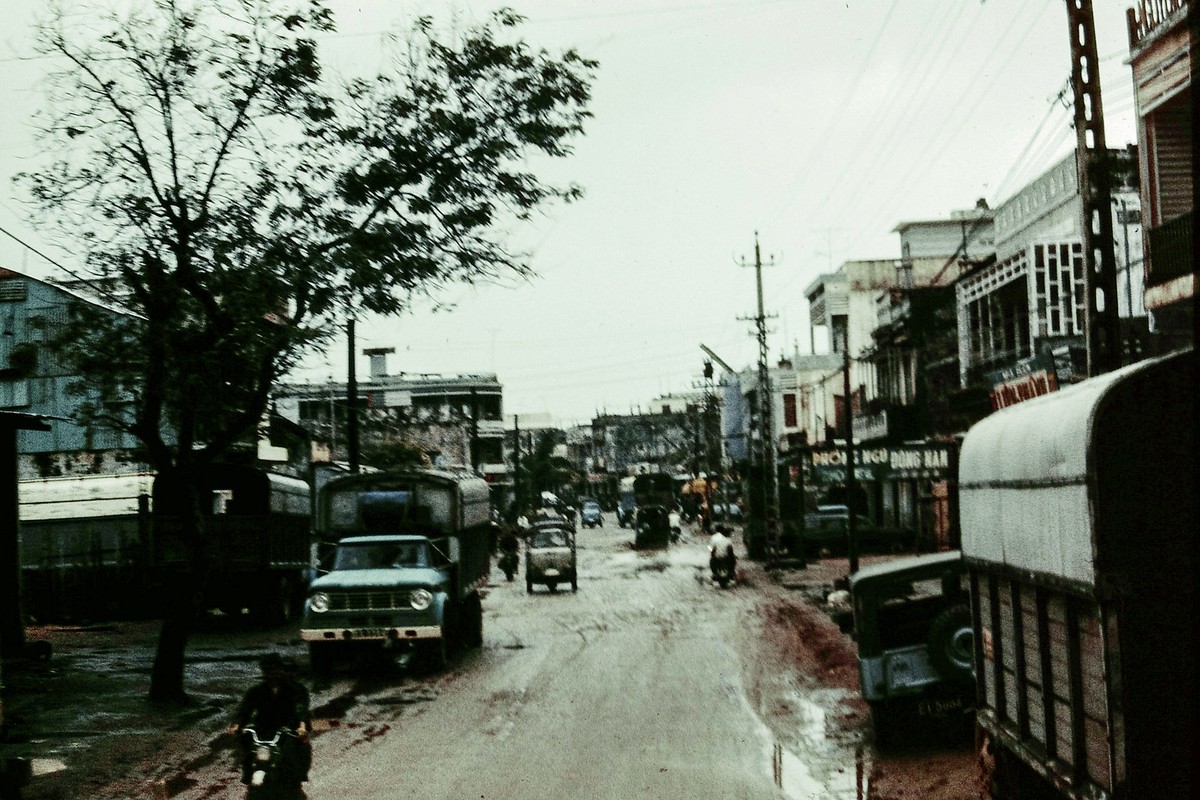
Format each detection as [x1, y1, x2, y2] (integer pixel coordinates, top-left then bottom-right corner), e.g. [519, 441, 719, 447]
[498, 526, 521, 579]
[708, 524, 736, 581]
[227, 653, 307, 785]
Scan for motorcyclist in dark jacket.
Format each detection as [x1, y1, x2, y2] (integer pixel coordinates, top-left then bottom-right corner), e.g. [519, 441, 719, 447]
[227, 653, 307, 784]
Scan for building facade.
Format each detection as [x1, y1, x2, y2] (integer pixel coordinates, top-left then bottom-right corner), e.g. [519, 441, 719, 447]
[1126, 0, 1193, 337]
[273, 351, 505, 474]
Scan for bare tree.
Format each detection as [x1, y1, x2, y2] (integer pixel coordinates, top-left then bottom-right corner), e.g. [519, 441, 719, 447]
[18, 0, 595, 702]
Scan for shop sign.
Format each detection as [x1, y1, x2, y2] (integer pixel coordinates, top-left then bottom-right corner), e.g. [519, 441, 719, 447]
[987, 351, 1059, 410]
[807, 443, 951, 483]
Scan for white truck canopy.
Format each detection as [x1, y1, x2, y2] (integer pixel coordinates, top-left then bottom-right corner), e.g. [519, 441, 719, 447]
[959, 349, 1192, 589]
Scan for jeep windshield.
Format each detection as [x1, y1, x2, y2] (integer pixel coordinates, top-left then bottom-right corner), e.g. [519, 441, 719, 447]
[333, 541, 429, 571]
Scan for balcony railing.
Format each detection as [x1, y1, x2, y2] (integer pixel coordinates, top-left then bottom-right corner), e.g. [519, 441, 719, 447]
[1147, 210, 1195, 285]
[1127, 0, 1188, 48]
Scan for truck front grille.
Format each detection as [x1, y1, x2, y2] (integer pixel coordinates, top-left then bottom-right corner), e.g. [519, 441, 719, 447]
[330, 591, 404, 611]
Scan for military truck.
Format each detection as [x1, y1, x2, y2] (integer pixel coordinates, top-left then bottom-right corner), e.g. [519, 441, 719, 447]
[301, 468, 491, 674]
[960, 349, 1194, 798]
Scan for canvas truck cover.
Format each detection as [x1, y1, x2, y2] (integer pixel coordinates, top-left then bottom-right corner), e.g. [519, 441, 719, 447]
[959, 348, 1194, 590]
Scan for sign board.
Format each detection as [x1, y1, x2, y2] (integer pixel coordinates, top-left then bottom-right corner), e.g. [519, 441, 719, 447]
[986, 350, 1060, 410]
[807, 443, 952, 484]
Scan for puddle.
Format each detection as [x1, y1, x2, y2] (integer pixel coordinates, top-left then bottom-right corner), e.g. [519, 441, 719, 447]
[744, 690, 867, 799]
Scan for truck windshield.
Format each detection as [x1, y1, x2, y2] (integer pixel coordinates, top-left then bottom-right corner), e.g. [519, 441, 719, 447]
[333, 542, 428, 570]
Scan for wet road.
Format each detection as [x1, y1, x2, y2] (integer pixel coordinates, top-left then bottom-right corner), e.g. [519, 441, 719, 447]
[176, 520, 865, 799]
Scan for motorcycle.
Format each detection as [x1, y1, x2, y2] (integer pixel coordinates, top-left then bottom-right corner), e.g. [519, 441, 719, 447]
[498, 550, 519, 582]
[242, 725, 303, 799]
[709, 551, 736, 589]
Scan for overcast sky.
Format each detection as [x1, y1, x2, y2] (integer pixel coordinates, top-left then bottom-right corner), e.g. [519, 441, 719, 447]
[0, 0, 1140, 426]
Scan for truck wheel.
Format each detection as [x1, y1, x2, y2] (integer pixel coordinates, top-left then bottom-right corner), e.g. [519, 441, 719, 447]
[526, 578, 533, 594]
[309, 642, 334, 678]
[927, 604, 974, 684]
[420, 635, 449, 673]
[463, 593, 483, 648]
[570, 576, 577, 593]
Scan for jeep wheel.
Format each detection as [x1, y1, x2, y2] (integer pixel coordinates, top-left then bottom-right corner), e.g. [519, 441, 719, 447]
[927, 604, 974, 684]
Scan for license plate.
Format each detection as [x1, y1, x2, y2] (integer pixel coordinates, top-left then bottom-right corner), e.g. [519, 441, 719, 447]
[917, 697, 966, 717]
[543, 568, 560, 577]
[354, 628, 386, 638]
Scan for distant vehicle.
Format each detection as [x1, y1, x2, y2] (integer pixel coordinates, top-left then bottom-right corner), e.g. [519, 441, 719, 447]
[634, 505, 671, 549]
[579, 499, 603, 528]
[710, 502, 742, 521]
[301, 468, 490, 675]
[525, 521, 577, 593]
[801, 509, 914, 556]
[848, 550, 973, 748]
[616, 476, 637, 527]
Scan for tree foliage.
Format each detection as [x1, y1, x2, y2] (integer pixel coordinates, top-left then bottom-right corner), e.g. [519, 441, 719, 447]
[18, 0, 594, 701]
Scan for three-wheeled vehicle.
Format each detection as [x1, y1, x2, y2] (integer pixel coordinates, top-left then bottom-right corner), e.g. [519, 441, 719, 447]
[847, 550, 974, 748]
[525, 521, 577, 593]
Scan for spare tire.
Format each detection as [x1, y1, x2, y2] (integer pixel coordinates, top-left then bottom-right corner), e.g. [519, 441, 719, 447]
[926, 604, 974, 685]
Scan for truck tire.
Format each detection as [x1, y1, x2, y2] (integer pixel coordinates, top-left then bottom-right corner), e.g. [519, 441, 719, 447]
[462, 593, 483, 649]
[309, 642, 334, 678]
[927, 604, 974, 685]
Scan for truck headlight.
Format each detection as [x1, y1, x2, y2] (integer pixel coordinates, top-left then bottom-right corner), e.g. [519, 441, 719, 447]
[308, 592, 330, 613]
[410, 589, 433, 610]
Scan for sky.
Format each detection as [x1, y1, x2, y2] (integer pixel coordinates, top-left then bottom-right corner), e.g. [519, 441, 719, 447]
[0, 0, 1142, 427]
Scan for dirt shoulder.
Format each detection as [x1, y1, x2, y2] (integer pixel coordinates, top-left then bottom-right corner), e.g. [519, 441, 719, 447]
[742, 553, 984, 800]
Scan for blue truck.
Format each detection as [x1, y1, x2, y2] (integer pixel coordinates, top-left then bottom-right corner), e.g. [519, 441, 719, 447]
[301, 468, 492, 674]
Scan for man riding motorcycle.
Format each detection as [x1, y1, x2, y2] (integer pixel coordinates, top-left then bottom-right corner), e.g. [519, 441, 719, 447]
[708, 525, 736, 585]
[228, 653, 308, 786]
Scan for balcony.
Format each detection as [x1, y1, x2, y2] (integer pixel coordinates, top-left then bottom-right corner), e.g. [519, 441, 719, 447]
[1147, 210, 1194, 285]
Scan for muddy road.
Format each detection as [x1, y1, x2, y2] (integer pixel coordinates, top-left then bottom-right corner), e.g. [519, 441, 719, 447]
[14, 519, 979, 799]
[163, 520, 862, 799]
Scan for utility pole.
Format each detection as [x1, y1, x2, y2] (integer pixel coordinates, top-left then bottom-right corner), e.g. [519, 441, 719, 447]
[346, 317, 360, 473]
[1066, 0, 1121, 376]
[842, 326, 859, 575]
[513, 415, 522, 514]
[738, 233, 780, 562]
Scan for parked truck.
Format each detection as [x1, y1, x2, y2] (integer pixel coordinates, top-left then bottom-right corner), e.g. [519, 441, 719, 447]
[20, 466, 311, 623]
[959, 348, 1194, 798]
[301, 468, 491, 675]
[151, 465, 312, 622]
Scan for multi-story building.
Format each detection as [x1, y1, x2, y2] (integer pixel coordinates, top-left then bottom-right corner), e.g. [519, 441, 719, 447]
[590, 398, 698, 479]
[955, 150, 1144, 402]
[1126, 0, 1193, 339]
[273, 351, 505, 475]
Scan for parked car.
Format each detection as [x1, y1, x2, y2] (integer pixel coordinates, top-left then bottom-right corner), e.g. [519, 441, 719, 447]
[525, 522, 577, 593]
[801, 510, 914, 556]
[579, 499, 603, 528]
[847, 550, 973, 748]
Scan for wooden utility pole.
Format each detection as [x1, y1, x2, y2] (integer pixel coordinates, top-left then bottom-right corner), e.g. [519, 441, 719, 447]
[1066, 0, 1122, 376]
[738, 234, 780, 561]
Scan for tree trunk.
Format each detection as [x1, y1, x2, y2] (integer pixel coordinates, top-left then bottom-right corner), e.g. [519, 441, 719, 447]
[147, 464, 206, 704]
[148, 571, 194, 703]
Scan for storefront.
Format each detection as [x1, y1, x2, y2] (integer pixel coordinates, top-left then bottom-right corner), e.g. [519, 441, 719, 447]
[803, 440, 957, 550]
